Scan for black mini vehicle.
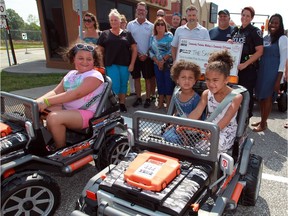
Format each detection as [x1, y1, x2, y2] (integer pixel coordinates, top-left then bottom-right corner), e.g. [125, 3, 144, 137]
[0, 76, 130, 216]
[72, 82, 263, 216]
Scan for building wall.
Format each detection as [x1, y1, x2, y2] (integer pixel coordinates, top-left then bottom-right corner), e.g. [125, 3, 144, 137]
[37, 0, 166, 69]
[36, 0, 216, 70]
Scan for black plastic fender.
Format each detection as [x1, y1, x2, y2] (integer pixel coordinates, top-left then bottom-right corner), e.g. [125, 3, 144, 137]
[239, 138, 254, 175]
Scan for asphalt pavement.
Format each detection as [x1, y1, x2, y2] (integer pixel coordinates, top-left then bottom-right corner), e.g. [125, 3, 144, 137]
[1, 48, 288, 216]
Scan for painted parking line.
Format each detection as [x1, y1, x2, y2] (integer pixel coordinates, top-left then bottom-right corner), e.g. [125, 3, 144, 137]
[262, 173, 288, 184]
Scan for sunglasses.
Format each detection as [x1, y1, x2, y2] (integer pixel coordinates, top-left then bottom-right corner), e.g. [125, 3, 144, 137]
[156, 23, 165, 26]
[173, 12, 181, 17]
[83, 19, 92, 23]
[75, 44, 94, 52]
[157, 14, 164, 17]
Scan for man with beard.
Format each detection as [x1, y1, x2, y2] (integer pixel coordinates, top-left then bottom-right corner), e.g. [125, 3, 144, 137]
[171, 5, 210, 61]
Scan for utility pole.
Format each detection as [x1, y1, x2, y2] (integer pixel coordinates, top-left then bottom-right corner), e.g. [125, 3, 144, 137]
[5, 16, 17, 65]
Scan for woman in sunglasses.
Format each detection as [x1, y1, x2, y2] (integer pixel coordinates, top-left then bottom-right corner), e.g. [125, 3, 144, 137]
[82, 12, 101, 44]
[36, 43, 105, 150]
[97, 9, 137, 113]
[149, 17, 175, 109]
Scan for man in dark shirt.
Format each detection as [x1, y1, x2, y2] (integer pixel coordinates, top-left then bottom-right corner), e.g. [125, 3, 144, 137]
[209, 9, 234, 41]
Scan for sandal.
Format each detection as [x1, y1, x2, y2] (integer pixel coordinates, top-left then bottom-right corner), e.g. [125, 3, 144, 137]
[46, 144, 57, 152]
[253, 123, 267, 132]
[251, 121, 261, 127]
[156, 103, 164, 109]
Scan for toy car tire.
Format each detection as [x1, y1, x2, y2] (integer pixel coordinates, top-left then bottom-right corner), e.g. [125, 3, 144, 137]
[1, 171, 61, 216]
[95, 134, 129, 170]
[239, 154, 263, 206]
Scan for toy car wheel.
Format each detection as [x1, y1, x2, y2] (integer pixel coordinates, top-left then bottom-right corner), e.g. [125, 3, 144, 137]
[239, 154, 263, 206]
[1, 171, 61, 216]
[95, 134, 129, 170]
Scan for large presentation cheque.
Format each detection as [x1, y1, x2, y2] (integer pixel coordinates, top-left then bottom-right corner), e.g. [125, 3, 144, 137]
[176, 39, 243, 76]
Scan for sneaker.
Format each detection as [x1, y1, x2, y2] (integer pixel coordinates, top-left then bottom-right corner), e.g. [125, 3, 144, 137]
[144, 99, 151, 108]
[129, 92, 137, 96]
[120, 104, 127, 112]
[150, 95, 156, 102]
[133, 98, 142, 107]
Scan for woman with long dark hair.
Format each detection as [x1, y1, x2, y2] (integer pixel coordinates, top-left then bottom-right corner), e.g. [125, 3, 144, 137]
[253, 13, 287, 132]
[149, 17, 174, 109]
[82, 12, 101, 44]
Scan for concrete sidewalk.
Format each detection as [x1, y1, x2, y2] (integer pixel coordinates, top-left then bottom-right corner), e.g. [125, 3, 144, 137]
[1, 48, 66, 74]
[3, 60, 67, 74]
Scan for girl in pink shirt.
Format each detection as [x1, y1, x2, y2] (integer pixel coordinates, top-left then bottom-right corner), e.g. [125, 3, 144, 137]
[37, 43, 104, 150]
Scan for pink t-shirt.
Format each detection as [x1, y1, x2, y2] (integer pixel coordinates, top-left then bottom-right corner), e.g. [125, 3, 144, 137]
[63, 69, 104, 112]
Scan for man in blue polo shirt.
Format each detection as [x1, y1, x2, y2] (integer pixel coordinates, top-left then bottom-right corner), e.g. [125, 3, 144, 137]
[171, 5, 210, 61]
[209, 9, 234, 41]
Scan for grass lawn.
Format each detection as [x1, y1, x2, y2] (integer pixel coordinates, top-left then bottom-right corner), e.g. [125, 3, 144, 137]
[1, 71, 147, 93]
[0, 41, 43, 50]
[1, 71, 64, 92]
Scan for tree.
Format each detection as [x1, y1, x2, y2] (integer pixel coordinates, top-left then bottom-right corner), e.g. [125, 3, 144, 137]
[2, 9, 42, 41]
[27, 14, 39, 26]
[6, 9, 25, 30]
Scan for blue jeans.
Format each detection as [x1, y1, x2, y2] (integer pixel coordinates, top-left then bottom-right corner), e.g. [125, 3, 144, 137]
[162, 126, 182, 144]
[154, 64, 175, 95]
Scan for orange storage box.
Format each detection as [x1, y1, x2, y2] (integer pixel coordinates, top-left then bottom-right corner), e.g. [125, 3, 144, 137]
[0, 122, 12, 138]
[124, 152, 181, 191]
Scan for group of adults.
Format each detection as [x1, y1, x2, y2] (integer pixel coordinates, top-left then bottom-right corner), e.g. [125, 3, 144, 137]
[81, 2, 287, 132]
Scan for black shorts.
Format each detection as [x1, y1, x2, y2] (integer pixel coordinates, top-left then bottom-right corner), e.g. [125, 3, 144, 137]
[131, 57, 154, 79]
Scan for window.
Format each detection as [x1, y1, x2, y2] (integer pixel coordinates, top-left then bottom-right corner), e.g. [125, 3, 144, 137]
[96, 0, 135, 30]
[42, 0, 68, 58]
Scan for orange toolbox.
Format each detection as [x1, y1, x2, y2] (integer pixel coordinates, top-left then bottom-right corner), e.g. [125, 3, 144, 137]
[124, 152, 181, 191]
[0, 122, 12, 138]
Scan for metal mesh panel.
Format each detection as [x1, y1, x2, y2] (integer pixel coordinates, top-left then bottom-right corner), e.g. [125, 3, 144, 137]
[1, 92, 39, 128]
[136, 116, 214, 157]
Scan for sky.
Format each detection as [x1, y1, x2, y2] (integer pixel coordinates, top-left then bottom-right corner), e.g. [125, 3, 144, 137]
[210, 0, 288, 29]
[4, 0, 39, 22]
[4, 0, 288, 29]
